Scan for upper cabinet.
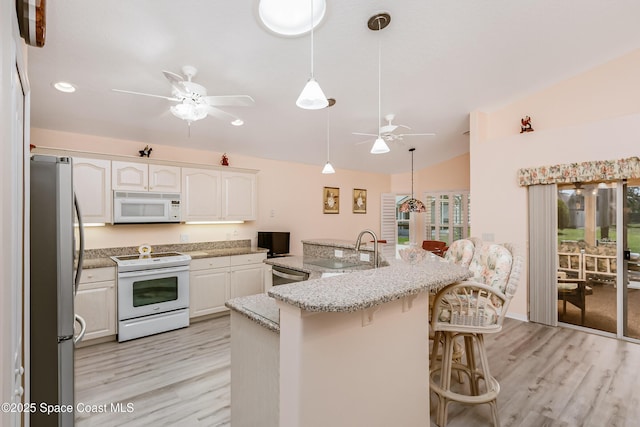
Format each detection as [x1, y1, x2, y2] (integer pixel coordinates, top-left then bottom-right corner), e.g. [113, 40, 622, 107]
[112, 161, 181, 193]
[182, 168, 257, 222]
[222, 172, 257, 221]
[181, 168, 222, 221]
[73, 157, 112, 223]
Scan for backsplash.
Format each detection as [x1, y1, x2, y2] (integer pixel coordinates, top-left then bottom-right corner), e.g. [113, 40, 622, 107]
[84, 239, 252, 258]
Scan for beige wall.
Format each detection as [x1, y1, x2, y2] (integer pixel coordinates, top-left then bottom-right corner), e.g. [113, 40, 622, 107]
[470, 48, 640, 319]
[390, 153, 470, 194]
[31, 128, 391, 255]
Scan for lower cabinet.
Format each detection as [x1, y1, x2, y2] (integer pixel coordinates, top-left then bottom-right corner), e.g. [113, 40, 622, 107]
[189, 257, 230, 318]
[75, 267, 117, 342]
[189, 253, 267, 319]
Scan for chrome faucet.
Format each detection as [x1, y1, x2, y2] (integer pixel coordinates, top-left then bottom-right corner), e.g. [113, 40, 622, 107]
[355, 229, 379, 268]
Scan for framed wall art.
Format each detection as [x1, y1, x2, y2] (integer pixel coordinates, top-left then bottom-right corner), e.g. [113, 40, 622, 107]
[323, 187, 340, 214]
[353, 188, 367, 214]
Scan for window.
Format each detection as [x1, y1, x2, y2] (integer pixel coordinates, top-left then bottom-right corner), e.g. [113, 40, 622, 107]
[424, 191, 470, 245]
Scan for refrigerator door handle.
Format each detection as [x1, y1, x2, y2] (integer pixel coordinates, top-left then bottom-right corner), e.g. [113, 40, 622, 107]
[74, 193, 85, 295]
[74, 314, 86, 344]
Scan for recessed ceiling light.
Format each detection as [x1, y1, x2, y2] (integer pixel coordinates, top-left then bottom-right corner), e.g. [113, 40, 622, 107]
[258, 0, 326, 36]
[231, 119, 244, 126]
[53, 82, 76, 93]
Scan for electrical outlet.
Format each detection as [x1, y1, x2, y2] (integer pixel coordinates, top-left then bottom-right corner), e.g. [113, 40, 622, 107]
[334, 249, 343, 258]
[360, 253, 370, 262]
[180, 234, 189, 243]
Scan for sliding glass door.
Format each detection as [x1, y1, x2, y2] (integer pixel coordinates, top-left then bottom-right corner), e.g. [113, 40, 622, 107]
[557, 180, 640, 341]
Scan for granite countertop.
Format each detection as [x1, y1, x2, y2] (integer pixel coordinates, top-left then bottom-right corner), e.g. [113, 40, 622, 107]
[268, 260, 472, 313]
[81, 240, 267, 269]
[265, 256, 379, 280]
[225, 294, 280, 333]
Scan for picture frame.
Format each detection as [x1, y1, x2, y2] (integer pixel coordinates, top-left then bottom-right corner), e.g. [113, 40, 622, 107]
[353, 188, 367, 214]
[323, 187, 340, 214]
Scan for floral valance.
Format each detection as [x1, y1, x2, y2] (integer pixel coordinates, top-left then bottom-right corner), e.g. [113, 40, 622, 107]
[517, 157, 640, 186]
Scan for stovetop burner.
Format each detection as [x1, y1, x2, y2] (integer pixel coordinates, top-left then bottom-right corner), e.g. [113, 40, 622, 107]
[111, 252, 191, 272]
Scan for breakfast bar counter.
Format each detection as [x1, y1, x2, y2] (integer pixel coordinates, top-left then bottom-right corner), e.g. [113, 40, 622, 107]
[226, 247, 472, 427]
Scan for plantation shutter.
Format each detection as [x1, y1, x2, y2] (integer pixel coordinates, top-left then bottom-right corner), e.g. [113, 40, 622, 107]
[381, 193, 397, 244]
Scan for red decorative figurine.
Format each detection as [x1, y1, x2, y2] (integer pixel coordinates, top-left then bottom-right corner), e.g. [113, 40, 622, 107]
[220, 153, 229, 166]
[520, 116, 534, 133]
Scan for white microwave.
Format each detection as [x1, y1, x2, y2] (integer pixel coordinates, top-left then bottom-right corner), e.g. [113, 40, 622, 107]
[113, 191, 181, 224]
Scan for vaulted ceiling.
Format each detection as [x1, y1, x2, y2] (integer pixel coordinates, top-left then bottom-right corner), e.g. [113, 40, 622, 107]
[26, 0, 640, 174]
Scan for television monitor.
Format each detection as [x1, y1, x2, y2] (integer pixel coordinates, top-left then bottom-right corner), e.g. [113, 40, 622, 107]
[258, 231, 290, 258]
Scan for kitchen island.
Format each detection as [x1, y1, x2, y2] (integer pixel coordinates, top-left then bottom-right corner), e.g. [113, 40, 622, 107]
[226, 241, 472, 427]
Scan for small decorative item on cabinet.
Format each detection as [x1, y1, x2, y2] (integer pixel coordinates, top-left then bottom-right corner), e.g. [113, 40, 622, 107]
[138, 145, 153, 157]
[520, 116, 534, 133]
[353, 188, 367, 214]
[323, 187, 339, 214]
[220, 153, 229, 166]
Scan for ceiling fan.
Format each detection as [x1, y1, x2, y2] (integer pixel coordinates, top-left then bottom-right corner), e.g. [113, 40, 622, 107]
[353, 113, 436, 143]
[112, 65, 254, 127]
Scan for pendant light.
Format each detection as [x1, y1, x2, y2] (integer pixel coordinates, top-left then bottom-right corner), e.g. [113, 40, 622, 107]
[296, 0, 328, 109]
[322, 98, 336, 174]
[399, 148, 426, 213]
[369, 13, 390, 154]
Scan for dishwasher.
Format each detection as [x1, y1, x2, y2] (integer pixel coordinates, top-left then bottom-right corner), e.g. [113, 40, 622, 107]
[272, 265, 309, 286]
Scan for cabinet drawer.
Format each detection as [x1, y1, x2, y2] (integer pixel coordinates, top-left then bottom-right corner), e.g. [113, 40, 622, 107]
[79, 267, 115, 283]
[230, 252, 266, 266]
[190, 256, 230, 271]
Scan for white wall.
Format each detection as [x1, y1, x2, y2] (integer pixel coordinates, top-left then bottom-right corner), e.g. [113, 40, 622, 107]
[470, 48, 640, 319]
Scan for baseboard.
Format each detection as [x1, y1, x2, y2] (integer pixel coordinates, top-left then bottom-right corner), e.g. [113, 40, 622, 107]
[506, 312, 528, 322]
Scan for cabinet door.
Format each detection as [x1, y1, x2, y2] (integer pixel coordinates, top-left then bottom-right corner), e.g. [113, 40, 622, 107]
[230, 264, 264, 299]
[149, 164, 181, 192]
[73, 157, 112, 223]
[190, 267, 230, 318]
[222, 172, 257, 220]
[112, 161, 148, 191]
[75, 280, 116, 341]
[182, 168, 221, 221]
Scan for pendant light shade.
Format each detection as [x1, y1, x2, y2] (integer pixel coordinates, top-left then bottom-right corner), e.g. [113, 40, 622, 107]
[297, 0, 328, 110]
[370, 137, 390, 154]
[297, 77, 328, 110]
[369, 13, 391, 154]
[321, 98, 336, 174]
[399, 148, 426, 213]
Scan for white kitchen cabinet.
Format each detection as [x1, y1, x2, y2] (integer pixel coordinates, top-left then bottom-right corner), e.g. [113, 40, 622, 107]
[189, 257, 230, 318]
[222, 172, 257, 221]
[230, 253, 267, 299]
[75, 267, 117, 342]
[189, 253, 267, 319]
[181, 168, 222, 221]
[73, 157, 112, 223]
[112, 161, 181, 192]
[182, 167, 257, 222]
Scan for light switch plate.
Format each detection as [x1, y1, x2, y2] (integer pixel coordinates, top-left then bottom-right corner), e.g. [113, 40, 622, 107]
[334, 249, 343, 258]
[360, 253, 370, 262]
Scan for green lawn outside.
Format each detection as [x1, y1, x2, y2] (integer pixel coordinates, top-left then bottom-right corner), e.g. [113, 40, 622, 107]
[558, 225, 640, 252]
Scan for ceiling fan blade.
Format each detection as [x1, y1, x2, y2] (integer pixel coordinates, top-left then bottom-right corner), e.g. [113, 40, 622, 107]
[162, 70, 184, 85]
[202, 105, 241, 123]
[355, 139, 374, 145]
[352, 132, 378, 137]
[205, 95, 255, 107]
[396, 133, 436, 137]
[112, 89, 180, 101]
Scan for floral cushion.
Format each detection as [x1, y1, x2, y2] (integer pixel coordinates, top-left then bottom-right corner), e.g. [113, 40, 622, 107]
[468, 244, 513, 293]
[443, 239, 475, 268]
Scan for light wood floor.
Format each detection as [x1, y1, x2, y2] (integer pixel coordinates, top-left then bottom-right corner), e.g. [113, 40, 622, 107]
[75, 316, 640, 427]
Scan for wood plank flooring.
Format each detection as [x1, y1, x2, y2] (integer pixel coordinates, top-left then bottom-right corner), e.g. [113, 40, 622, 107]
[75, 316, 640, 426]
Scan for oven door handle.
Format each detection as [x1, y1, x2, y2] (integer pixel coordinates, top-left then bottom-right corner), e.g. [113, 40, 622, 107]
[117, 265, 190, 278]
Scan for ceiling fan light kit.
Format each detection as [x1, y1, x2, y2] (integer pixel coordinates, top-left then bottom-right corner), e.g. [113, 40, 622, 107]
[296, 0, 328, 110]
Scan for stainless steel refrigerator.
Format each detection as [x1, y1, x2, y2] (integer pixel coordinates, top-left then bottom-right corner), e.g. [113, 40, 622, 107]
[30, 155, 85, 427]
